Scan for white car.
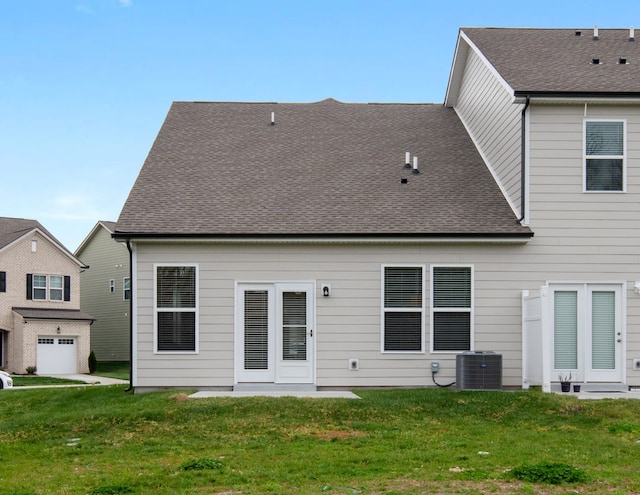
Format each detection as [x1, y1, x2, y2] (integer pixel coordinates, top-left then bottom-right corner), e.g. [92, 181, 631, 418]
[0, 370, 13, 389]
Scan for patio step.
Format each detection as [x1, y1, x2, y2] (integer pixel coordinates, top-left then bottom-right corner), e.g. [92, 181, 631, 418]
[233, 383, 317, 392]
[552, 382, 628, 393]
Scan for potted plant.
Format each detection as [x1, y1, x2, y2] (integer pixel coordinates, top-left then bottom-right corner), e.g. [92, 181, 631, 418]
[559, 373, 572, 392]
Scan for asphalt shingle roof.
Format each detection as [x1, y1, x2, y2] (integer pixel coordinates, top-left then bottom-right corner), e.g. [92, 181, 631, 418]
[12, 307, 95, 321]
[462, 27, 640, 95]
[0, 217, 58, 251]
[116, 99, 531, 238]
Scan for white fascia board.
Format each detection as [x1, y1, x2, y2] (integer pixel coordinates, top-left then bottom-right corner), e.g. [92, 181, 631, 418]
[126, 236, 532, 246]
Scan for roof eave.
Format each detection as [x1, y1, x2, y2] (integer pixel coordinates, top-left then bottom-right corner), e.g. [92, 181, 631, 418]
[514, 91, 640, 104]
[113, 231, 534, 245]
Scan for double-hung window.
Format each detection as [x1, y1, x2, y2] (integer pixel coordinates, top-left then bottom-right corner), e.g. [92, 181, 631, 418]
[155, 264, 198, 353]
[584, 120, 625, 192]
[49, 275, 63, 301]
[33, 275, 47, 300]
[27, 274, 70, 301]
[382, 265, 424, 352]
[123, 277, 131, 300]
[431, 265, 472, 352]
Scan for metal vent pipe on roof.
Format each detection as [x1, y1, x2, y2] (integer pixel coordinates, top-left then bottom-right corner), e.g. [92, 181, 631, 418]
[630, 27, 635, 41]
[412, 156, 420, 175]
[593, 25, 599, 40]
[405, 151, 411, 169]
[271, 112, 275, 125]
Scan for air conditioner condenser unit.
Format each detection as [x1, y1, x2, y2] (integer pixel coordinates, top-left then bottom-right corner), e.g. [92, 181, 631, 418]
[456, 351, 502, 390]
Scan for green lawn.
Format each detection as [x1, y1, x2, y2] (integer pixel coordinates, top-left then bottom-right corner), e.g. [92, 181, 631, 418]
[1, 386, 639, 494]
[10, 362, 129, 387]
[11, 375, 87, 386]
[95, 361, 130, 381]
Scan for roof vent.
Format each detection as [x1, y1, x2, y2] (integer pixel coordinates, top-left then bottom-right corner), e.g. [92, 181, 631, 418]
[412, 156, 420, 175]
[400, 177, 408, 184]
[630, 27, 635, 41]
[575, 30, 582, 36]
[593, 25, 599, 41]
[270, 112, 275, 125]
[404, 151, 411, 169]
[591, 58, 601, 65]
[619, 58, 628, 64]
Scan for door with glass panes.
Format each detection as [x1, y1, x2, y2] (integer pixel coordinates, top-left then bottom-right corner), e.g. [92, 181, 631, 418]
[236, 282, 315, 384]
[551, 284, 623, 382]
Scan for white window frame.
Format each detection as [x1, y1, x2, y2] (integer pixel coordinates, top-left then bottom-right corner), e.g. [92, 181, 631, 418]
[583, 119, 626, 193]
[380, 264, 425, 353]
[153, 263, 199, 354]
[430, 264, 474, 353]
[49, 275, 64, 301]
[33, 274, 47, 301]
[123, 277, 131, 300]
[109, 279, 115, 293]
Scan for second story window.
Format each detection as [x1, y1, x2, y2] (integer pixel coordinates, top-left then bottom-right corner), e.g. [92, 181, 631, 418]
[109, 279, 115, 293]
[33, 275, 47, 300]
[49, 275, 63, 301]
[27, 274, 71, 302]
[123, 277, 131, 300]
[585, 120, 625, 192]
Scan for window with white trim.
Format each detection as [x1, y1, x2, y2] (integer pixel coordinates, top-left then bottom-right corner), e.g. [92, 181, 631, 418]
[431, 265, 472, 352]
[382, 265, 424, 352]
[109, 279, 115, 293]
[155, 265, 197, 352]
[123, 277, 131, 300]
[27, 274, 70, 301]
[585, 120, 625, 191]
[33, 275, 47, 300]
[50, 275, 63, 301]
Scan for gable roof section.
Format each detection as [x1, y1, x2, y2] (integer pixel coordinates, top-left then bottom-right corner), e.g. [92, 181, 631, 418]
[115, 99, 532, 240]
[458, 27, 640, 98]
[0, 216, 85, 266]
[74, 220, 117, 257]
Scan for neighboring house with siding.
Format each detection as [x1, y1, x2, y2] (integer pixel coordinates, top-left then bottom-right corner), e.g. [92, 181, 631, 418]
[115, 27, 640, 393]
[75, 221, 130, 362]
[0, 217, 94, 374]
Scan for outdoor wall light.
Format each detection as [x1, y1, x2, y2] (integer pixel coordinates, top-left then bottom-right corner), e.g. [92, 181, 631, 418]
[321, 283, 331, 297]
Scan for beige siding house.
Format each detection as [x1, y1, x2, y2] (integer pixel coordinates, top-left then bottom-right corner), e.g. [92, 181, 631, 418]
[0, 217, 94, 375]
[116, 27, 640, 394]
[75, 221, 130, 362]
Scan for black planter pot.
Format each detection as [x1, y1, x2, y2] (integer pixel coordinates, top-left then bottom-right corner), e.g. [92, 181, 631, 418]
[561, 382, 571, 392]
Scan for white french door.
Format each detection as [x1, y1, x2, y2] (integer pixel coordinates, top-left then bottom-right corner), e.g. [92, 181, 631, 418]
[236, 282, 315, 384]
[551, 284, 623, 383]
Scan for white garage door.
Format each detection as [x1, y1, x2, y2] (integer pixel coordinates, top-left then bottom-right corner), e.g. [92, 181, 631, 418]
[37, 337, 77, 374]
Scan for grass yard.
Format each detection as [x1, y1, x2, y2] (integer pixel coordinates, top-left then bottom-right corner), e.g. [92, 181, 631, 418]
[1, 386, 639, 494]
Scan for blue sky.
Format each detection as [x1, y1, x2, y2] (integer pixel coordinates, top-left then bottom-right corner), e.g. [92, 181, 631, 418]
[2, 0, 639, 251]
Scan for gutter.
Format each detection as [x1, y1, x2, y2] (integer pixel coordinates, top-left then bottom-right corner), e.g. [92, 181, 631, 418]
[113, 231, 534, 242]
[124, 238, 133, 393]
[518, 96, 530, 223]
[514, 90, 640, 101]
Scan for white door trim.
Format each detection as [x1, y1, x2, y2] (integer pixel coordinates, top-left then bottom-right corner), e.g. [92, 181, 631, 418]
[235, 281, 316, 385]
[548, 282, 625, 384]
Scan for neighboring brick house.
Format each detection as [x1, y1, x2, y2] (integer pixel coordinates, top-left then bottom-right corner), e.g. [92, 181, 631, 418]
[75, 221, 130, 362]
[0, 217, 94, 374]
[114, 27, 640, 394]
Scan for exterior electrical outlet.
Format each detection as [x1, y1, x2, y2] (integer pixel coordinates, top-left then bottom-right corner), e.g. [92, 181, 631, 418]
[349, 358, 359, 371]
[431, 362, 439, 373]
